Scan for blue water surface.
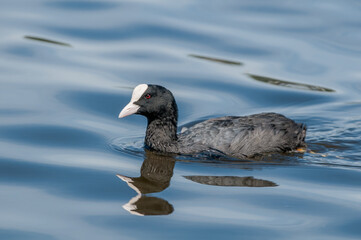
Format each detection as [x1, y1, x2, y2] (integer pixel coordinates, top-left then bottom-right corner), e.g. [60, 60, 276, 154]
[1, 0, 361, 239]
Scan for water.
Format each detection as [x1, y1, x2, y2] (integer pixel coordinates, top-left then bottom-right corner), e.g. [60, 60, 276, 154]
[1, 0, 361, 239]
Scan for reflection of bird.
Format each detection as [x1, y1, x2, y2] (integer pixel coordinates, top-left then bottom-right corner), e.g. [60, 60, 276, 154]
[117, 150, 278, 216]
[117, 151, 175, 194]
[184, 176, 277, 187]
[119, 84, 307, 158]
[117, 151, 175, 216]
[122, 195, 174, 216]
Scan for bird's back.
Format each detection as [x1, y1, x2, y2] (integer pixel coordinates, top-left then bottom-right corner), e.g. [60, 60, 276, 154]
[178, 113, 306, 158]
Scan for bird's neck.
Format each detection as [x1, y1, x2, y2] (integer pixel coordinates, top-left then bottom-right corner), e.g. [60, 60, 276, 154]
[145, 116, 178, 153]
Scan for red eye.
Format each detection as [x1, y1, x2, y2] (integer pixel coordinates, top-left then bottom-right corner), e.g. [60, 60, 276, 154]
[145, 94, 151, 99]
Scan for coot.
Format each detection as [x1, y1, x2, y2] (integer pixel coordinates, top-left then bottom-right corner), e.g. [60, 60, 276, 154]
[119, 84, 307, 158]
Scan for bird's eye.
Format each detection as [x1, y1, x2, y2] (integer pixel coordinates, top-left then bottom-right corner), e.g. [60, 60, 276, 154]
[145, 94, 151, 99]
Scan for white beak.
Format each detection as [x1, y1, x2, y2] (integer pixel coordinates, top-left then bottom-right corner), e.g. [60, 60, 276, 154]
[118, 84, 148, 118]
[118, 101, 140, 118]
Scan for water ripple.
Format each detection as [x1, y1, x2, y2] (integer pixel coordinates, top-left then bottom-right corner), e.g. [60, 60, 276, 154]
[0, 124, 105, 149]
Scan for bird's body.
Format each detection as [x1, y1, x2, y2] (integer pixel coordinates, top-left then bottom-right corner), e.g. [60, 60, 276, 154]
[177, 113, 306, 158]
[119, 84, 306, 159]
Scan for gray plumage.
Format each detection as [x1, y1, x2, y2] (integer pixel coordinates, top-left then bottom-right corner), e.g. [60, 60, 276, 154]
[178, 113, 306, 158]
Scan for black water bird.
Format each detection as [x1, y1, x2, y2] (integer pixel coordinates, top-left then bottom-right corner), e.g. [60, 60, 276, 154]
[119, 84, 307, 158]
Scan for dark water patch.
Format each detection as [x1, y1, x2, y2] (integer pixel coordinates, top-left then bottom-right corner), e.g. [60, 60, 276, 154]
[46, 0, 118, 11]
[247, 74, 335, 92]
[189, 54, 243, 66]
[0, 108, 35, 116]
[107, 50, 180, 63]
[0, 158, 128, 201]
[0, 229, 56, 240]
[57, 90, 127, 120]
[0, 124, 105, 149]
[5, 46, 36, 58]
[336, 218, 361, 238]
[24, 36, 72, 47]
